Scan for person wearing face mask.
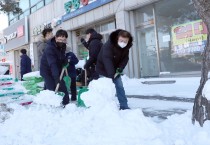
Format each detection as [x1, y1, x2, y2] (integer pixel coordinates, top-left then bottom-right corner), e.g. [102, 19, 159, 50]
[40, 29, 70, 107]
[96, 29, 133, 110]
[80, 28, 103, 84]
[37, 27, 53, 70]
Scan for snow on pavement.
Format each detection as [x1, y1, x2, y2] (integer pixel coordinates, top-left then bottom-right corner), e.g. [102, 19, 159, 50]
[0, 78, 210, 145]
[122, 75, 200, 98]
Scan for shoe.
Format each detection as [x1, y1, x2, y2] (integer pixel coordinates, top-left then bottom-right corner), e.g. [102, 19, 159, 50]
[120, 106, 130, 110]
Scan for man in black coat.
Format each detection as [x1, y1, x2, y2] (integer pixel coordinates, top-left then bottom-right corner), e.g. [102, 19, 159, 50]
[66, 51, 79, 102]
[40, 29, 69, 106]
[20, 49, 32, 81]
[81, 28, 103, 83]
[96, 29, 133, 110]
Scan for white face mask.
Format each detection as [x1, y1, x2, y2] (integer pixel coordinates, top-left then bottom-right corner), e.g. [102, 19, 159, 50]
[118, 42, 127, 48]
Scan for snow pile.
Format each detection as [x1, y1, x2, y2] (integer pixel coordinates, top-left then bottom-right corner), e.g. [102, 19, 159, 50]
[0, 78, 162, 145]
[159, 111, 210, 145]
[23, 71, 41, 78]
[202, 80, 210, 100]
[0, 65, 8, 75]
[0, 103, 14, 123]
[81, 78, 117, 109]
[33, 90, 63, 107]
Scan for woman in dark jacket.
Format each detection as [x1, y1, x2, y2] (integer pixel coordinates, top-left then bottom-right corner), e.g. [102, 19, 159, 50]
[96, 29, 133, 110]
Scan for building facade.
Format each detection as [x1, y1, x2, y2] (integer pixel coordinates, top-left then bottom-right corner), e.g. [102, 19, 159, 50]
[4, 0, 206, 78]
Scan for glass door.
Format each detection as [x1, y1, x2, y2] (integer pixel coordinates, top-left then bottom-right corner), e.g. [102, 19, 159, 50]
[135, 5, 159, 77]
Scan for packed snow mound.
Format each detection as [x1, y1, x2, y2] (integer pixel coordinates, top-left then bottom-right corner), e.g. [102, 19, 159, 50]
[23, 71, 41, 78]
[0, 78, 162, 145]
[81, 78, 117, 109]
[0, 66, 8, 75]
[33, 90, 63, 107]
[159, 111, 210, 145]
[203, 80, 210, 100]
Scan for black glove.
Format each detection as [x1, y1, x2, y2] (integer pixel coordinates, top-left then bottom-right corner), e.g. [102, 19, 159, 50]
[62, 58, 69, 67]
[80, 38, 86, 44]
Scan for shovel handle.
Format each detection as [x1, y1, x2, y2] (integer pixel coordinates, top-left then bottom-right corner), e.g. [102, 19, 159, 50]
[55, 68, 66, 93]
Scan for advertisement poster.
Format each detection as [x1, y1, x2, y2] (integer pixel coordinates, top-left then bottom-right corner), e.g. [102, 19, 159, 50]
[171, 19, 208, 57]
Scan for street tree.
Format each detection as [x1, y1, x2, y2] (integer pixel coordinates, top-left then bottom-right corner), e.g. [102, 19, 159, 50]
[192, 0, 210, 127]
[0, 0, 21, 14]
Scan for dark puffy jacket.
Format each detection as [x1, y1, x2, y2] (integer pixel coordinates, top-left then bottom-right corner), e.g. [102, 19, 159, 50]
[66, 52, 79, 78]
[84, 32, 103, 69]
[96, 29, 133, 79]
[20, 54, 32, 75]
[40, 37, 66, 79]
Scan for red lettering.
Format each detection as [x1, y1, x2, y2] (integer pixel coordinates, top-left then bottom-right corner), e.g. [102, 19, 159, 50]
[81, 0, 89, 6]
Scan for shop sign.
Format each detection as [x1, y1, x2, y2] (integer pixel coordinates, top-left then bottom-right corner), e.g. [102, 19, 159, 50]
[33, 23, 51, 36]
[33, 18, 62, 36]
[4, 32, 17, 42]
[17, 25, 24, 38]
[172, 19, 208, 56]
[62, 0, 113, 22]
[4, 25, 25, 43]
[3, 17, 29, 51]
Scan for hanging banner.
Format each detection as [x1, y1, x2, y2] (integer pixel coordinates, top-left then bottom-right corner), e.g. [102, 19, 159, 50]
[62, 0, 113, 22]
[171, 19, 208, 56]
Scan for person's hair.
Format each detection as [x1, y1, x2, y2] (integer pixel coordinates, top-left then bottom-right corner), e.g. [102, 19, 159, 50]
[118, 30, 132, 39]
[20, 49, 27, 54]
[55, 29, 68, 38]
[42, 28, 53, 38]
[85, 28, 96, 34]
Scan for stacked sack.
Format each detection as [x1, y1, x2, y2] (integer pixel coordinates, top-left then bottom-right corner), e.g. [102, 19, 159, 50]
[0, 75, 24, 102]
[22, 71, 44, 95]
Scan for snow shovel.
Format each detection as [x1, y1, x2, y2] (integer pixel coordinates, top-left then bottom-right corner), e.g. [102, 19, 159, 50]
[55, 65, 70, 94]
[77, 87, 89, 108]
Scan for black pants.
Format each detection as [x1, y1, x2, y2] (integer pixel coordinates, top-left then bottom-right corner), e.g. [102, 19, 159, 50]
[43, 74, 69, 105]
[70, 77, 77, 101]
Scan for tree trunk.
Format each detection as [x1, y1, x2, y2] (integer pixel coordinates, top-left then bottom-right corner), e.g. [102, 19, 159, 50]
[192, 0, 210, 126]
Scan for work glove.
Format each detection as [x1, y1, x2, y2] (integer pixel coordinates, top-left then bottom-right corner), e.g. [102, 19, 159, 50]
[114, 68, 123, 79]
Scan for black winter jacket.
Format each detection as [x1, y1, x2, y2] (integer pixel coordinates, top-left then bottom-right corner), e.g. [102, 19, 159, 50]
[20, 54, 32, 75]
[40, 37, 66, 80]
[96, 29, 133, 79]
[84, 32, 103, 69]
[66, 52, 79, 78]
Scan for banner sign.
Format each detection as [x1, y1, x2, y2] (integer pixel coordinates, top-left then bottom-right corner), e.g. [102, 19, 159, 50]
[62, 0, 113, 22]
[171, 19, 208, 56]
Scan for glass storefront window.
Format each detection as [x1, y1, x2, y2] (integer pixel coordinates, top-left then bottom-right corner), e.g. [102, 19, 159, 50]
[30, 0, 41, 6]
[155, 0, 202, 73]
[45, 0, 53, 4]
[19, 0, 30, 11]
[31, 6, 37, 13]
[37, 1, 44, 9]
[135, 0, 203, 77]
